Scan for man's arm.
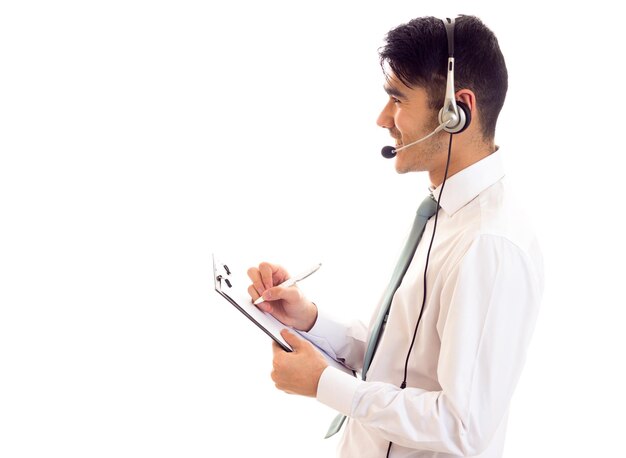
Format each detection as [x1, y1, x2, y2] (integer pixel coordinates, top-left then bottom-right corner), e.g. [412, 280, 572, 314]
[300, 311, 368, 371]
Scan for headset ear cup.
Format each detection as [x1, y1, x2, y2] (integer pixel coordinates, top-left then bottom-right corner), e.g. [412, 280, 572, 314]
[439, 100, 471, 134]
[454, 100, 471, 133]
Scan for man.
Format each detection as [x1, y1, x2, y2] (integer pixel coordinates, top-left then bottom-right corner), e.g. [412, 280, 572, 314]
[247, 15, 543, 457]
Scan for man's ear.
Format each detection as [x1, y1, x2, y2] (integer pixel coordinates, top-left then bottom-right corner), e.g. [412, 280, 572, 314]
[455, 89, 476, 113]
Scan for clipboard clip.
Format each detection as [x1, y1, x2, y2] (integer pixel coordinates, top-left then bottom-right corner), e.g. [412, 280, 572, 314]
[216, 262, 233, 289]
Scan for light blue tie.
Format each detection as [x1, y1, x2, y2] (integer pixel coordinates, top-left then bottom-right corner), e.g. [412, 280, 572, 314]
[325, 195, 439, 439]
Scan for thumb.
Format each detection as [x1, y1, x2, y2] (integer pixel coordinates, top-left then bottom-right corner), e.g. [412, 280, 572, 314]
[281, 329, 304, 350]
[262, 285, 300, 303]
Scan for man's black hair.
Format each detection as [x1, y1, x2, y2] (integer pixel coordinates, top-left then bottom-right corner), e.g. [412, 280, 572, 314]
[379, 15, 508, 140]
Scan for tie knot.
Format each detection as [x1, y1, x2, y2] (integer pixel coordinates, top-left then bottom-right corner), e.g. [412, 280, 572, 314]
[417, 195, 438, 218]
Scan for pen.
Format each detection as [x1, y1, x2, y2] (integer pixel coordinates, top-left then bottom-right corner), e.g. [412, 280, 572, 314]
[254, 263, 322, 305]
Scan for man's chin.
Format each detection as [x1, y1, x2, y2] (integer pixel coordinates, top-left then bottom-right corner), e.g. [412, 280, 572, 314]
[394, 163, 410, 174]
[393, 153, 412, 174]
[394, 157, 426, 174]
[394, 160, 413, 174]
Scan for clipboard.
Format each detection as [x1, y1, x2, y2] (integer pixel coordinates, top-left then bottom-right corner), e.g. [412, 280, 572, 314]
[213, 254, 356, 376]
[213, 254, 293, 352]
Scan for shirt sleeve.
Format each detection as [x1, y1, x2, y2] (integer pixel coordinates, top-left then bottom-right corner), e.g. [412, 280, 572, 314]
[316, 234, 543, 456]
[300, 311, 368, 371]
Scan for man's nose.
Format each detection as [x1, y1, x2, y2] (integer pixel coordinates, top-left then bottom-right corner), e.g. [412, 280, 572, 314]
[376, 100, 395, 129]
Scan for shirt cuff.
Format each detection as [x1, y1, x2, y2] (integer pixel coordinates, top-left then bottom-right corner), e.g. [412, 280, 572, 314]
[316, 366, 364, 416]
[301, 311, 352, 362]
[307, 310, 347, 338]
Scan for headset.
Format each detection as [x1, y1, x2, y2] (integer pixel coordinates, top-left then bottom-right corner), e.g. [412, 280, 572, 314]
[381, 17, 470, 157]
[384, 16, 470, 458]
[439, 17, 471, 134]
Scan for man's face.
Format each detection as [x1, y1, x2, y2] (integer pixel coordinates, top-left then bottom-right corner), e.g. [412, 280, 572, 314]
[377, 73, 446, 174]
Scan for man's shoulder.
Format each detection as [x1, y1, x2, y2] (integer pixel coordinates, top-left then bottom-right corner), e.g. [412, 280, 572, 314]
[451, 179, 542, 272]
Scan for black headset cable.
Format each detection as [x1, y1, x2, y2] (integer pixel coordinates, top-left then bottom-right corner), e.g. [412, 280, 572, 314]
[386, 133, 453, 458]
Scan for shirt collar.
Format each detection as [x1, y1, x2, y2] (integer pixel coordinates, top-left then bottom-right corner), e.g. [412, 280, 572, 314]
[430, 148, 505, 216]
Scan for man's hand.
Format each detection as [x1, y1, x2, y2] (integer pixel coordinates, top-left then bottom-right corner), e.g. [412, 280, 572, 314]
[271, 329, 328, 397]
[247, 262, 318, 331]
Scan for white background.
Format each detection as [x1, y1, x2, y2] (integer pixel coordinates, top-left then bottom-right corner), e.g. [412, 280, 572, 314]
[1, 1, 624, 457]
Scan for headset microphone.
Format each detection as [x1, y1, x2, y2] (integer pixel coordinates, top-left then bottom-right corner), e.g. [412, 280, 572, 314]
[380, 121, 449, 159]
[381, 146, 396, 159]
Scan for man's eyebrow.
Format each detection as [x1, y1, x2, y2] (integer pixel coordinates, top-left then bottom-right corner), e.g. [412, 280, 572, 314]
[383, 85, 407, 99]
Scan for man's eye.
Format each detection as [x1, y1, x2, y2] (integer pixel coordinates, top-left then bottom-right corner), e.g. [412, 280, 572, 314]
[392, 97, 401, 104]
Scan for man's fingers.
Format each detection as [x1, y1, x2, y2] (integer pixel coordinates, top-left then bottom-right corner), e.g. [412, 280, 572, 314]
[262, 285, 301, 304]
[246, 267, 266, 298]
[248, 262, 292, 300]
[281, 329, 305, 350]
[247, 284, 262, 303]
[259, 262, 283, 291]
[246, 266, 259, 283]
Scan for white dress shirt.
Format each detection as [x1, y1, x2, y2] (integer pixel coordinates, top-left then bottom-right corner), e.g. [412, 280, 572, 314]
[303, 150, 544, 457]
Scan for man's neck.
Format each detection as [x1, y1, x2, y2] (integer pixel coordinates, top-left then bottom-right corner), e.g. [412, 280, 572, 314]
[429, 141, 496, 187]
